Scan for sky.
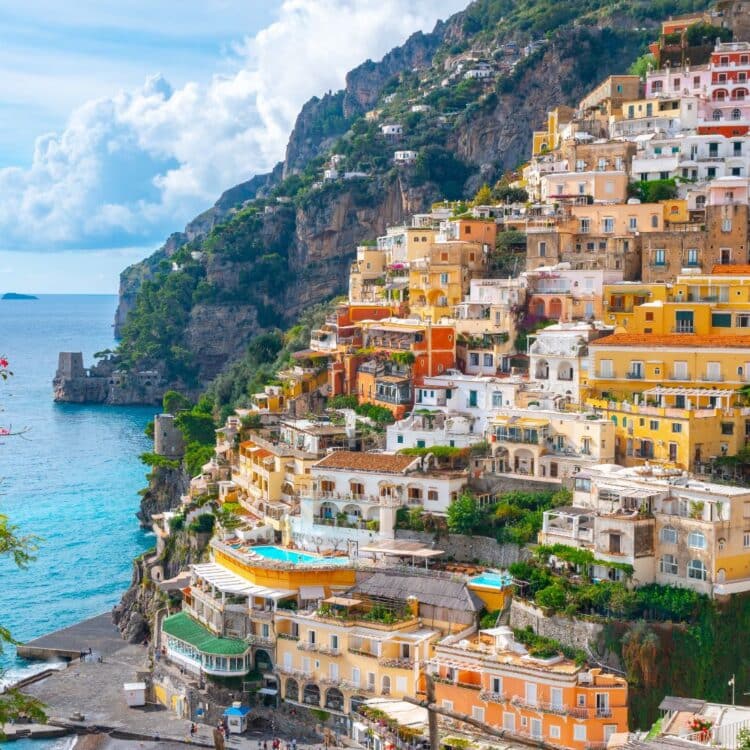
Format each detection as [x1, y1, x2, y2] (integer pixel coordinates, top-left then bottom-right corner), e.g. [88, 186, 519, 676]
[0, 0, 467, 294]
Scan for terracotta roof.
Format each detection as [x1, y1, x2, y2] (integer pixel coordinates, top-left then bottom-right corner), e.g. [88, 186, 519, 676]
[710, 264, 750, 275]
[591, 333, 750, 348]
[314, 451, 418, 473]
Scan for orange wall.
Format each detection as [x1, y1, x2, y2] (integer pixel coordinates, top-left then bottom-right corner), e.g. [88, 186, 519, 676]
[434, 667, 628, 749]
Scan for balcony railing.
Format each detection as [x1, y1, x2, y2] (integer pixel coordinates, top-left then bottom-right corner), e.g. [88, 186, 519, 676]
[348, 647, 378, 659]
[378, 657, 414, 669]
[479, 690, 508, 703]
[626, 371, 644, 379]
[250, 609, 274, 621]
[277, 633, 299, 641]
[246, 634, 275, 648]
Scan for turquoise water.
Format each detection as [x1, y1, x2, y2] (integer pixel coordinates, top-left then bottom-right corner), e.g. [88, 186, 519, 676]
[470, 571, 513, 588]
[0, 295, 153, 687]
[251, 545, 348, 565]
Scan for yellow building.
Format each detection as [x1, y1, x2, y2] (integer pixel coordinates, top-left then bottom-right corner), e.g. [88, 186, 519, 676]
[408, 242, 485, 321]
[587, 390, 748, 471]
[532, 105, 575, 155]
[604, 270, 750, 336]
[274, 570, 484, 717]
[234, 437, 317, 528]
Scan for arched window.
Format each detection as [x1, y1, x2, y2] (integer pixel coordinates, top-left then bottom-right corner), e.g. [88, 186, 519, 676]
[688, 531, 706, 549]
[733, 108, 743, 120]
[611, 415, 618, 426]
[714, 109, 724, 121]
[687, 559, 707, 581]
[660, 526, 677, 544]
[660, 554, 678, 575]
[734, 89, 748, 101]
[382, 675, 391, 695]
[696, 195, 706, 208]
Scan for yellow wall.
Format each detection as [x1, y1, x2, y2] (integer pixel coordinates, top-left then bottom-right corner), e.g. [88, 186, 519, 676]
[213, 549, 356, 591]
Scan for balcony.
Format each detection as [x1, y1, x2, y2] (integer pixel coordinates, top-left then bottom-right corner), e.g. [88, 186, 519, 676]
[479, 690, 508, 703]
[700, 374, 724, 382]
[277, 633, 299, 641]
[341, 679, 376, 693]
[348, 647, 378, 659]
[626, 371, 644, 379]
[378, 656, 414, 669]
[246, 634, 275, 648]
[250, 609, 274, 621]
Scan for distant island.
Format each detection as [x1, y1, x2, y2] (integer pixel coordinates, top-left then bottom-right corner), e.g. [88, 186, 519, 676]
[2, 292, 38, 300]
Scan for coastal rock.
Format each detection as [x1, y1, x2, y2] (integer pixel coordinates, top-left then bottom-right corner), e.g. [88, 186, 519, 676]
[136, 465, 189, 526]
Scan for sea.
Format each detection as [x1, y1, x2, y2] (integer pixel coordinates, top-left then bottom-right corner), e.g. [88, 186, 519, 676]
[0, 295, 154, 748]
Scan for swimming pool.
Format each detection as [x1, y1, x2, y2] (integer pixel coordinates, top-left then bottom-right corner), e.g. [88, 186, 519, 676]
[469, 571, 514, 588]
[251, 546, 348, 565]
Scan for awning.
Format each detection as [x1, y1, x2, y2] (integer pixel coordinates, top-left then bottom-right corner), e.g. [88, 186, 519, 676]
[299, 585, 325, 600]
[258, 688, 278, 696]
[191, 563, 294, 600]
[324, 596, 362, 607]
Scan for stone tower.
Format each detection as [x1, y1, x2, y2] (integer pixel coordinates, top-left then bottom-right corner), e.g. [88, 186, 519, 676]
[56, 352, 85, 379]
[154, 414, 185, 458]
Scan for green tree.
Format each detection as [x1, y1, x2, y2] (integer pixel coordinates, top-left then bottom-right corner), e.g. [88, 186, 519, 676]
[446, 492, 481, 535]
[536, 583, 567, 611]
[162, 390, 192, 415]
[473, 183, 493, 205]
[0, 362, 46, 733]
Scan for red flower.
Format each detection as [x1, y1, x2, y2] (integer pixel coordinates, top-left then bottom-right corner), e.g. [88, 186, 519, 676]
[0, 358, 8, 368]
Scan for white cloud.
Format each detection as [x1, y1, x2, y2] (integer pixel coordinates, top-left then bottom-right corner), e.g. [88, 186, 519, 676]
[0, 0, 465, 251]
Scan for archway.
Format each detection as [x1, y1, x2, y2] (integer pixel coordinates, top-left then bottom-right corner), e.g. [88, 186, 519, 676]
[319, 501, 337, 520]
[514, 448, 536, 476]
[325, 687, 345, 711]
[535, 359, 549, 379]
[255, 649, 272, 672]
[493, 447, 510, 473]
[557, 362, 574, 382]
[285, 678, 299, 702]
[303, 683, 321, 706]
[350, 695, 367, 715]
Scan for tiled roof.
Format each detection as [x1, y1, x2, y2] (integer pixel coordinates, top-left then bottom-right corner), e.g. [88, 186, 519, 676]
[162, 612, 249, 655]
[591, 333, 750, 348]
[314, 451, 418, 473]
[710, 264, 750, 275]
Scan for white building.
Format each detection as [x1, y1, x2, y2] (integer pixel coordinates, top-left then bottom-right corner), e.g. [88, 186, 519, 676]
[294, 451, 467, 550]
[381, 124, 403, 138]
[394, 150, 418, 165]
[386, 412, 481, 452]
[527, 322, 611, 404]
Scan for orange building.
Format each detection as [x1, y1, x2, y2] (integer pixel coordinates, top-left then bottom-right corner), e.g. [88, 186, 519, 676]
[361, 319, 456, 384]
[431, 626, 628, 749]
[451, 218, 497, 247]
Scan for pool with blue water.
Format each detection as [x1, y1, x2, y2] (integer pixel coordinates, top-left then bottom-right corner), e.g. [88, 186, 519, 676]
[470, 571, 514, 588]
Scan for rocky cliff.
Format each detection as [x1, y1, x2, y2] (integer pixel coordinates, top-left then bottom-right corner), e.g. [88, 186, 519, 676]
[97, 0, 697, 401]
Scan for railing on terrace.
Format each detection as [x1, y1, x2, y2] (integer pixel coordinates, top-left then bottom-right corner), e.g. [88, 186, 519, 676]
[277, 665, 312, 679]
[277, 632, 299, 641]
[479, 690, 508, 703]
[348, 647, 378, 659]
[297, 642, 340, 656]
[378, 657, 414, 669]
[249, 609, 274, 621]
[246, 634, 275, 648]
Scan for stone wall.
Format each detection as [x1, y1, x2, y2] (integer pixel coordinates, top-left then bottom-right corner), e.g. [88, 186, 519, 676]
[394, 529, 531, 567]
[509, 598, 621, 669]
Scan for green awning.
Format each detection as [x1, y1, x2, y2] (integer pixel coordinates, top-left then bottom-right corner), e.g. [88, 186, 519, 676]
[162, 611, 250, 656]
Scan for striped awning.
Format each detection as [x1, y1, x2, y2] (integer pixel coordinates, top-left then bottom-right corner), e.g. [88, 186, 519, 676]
[191, 562, 294, 600]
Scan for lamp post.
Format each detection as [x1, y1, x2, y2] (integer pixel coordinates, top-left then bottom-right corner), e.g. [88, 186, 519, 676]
[729, 674, 736, 706]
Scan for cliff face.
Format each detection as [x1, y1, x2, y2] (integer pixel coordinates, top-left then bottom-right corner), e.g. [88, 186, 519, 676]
[103, 0, 673, 396]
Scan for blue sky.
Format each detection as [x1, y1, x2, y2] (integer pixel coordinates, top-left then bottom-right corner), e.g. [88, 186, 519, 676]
[0, 0, 465, 293]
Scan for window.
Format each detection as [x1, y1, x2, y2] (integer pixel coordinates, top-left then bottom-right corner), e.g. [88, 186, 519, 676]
[503, 713, 515, 732]
[722, 422, 735, 435]
[629, 216, 638, 231]
[308, 630, 316, 645]
[469, 390, 478, 407]
[330, 634, 339, 651]
[723, 218, 733, 232]
[706, 361, 722, 381]
[531, 719, 543, 740]
[688, 531, 707, 549]
[574, 725, 587, 743]
[672, 423, 682, 433]
[492, 391, 503, 408]
[442, 700, 453, 711]
[735, 141, 743, 155]
[440, 273, 449, 285]
[483, 353, 493, 368]
[660, 526, 677, 544]
[660, 554, 678, 575]
[397, 435, 404, 444]
[654, 248, 666, 266]
[491, 676, 502, 694]
[713, 312, 732, 327]
[469, 353, 479, 366]
[603, 217, 615, 233]
[721, 248, 732, 265]
[744, 532, 750, 549]
[525, 682, 537, 706]
[687, 559, 707, 581]
[675, 310, 694, 333]
[687, 248, 699, 266]
[550, 726, 561, 740]
[428, 489, 438, 502]
[579, 218, 590, 233]
[539, 241, 547, 257]
[714, 109, 723, 121]
[472, 707, 485, 722]
[650, 420, 660, 431]
[551, 687, 563, 709]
